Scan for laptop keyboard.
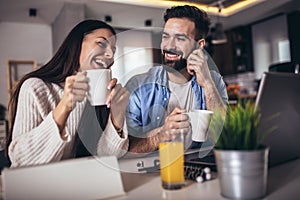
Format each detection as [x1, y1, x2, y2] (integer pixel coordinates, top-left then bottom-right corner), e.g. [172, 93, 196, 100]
[184, 154, 217, 182]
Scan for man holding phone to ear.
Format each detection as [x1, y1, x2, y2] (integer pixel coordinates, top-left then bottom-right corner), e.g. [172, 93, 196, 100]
[125, 5, 228, 154]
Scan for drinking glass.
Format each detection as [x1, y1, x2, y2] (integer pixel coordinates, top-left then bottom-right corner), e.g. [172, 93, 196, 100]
[159, 131, 185, 190]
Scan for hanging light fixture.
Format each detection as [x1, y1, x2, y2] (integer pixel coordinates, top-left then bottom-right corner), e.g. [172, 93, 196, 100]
[211, 0, 228, 45]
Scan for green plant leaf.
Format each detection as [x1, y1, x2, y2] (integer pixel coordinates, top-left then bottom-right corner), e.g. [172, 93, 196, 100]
[212, 99, 277, 150]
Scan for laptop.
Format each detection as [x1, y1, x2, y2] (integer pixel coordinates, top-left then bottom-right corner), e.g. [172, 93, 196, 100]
[119, 145, 214, 173]
[185, 72, 300, 170]
[255, 72, 300, 167]
[2, 156, 125, 200]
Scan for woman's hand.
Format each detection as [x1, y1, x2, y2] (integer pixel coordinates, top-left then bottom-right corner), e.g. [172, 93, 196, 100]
[61, 71, 89, 112]
[106, 78, 130, 130]
[53, 71, 88, 135]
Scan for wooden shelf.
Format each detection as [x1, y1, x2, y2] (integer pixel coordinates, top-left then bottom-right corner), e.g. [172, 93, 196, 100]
[6, 60, 37, 104]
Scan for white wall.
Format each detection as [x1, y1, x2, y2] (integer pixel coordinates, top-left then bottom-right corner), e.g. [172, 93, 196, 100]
[112, 28, 154, 85]
[252, 14, 290, 80]
[0, 22, 155, 110]
[52, 2, 85, 53]
[0, 22, 52, 108]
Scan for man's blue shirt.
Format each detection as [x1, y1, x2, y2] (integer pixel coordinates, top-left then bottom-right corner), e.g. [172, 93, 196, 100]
[125, 66, 228, 138]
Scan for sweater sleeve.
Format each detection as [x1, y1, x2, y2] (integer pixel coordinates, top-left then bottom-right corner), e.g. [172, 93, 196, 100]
[8, 79, 68, 168]
[97, 115, 128, 158]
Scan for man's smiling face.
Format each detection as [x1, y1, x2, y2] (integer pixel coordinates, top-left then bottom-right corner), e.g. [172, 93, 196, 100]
[161, 18, 197, 71]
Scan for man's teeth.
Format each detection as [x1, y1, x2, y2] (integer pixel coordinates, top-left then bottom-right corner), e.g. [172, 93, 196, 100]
[95, 59, 107, 68]
[166, 53, 179, 58]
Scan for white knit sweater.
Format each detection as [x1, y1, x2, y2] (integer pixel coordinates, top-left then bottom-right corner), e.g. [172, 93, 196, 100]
[9, 78, 128, 167]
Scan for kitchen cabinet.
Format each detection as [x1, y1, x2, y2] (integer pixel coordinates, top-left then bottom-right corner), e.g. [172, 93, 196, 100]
[213, 25, 253, 75]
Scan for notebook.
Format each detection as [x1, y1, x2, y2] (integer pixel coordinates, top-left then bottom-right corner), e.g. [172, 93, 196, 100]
[2, 156, 125, 200]
[255, 72, 300, 167]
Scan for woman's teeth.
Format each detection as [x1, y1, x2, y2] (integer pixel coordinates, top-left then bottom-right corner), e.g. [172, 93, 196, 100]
[95, 59, 107, 68]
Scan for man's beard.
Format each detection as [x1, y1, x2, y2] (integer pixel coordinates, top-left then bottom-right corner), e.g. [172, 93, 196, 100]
[162, 52, 187, 72]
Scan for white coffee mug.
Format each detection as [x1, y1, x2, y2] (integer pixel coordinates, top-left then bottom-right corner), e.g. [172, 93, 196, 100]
[186, 110, 213, 142]
[86, 69, 111, 106]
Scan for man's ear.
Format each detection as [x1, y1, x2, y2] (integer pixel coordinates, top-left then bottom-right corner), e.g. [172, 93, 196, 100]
[198, 39, 205, 49]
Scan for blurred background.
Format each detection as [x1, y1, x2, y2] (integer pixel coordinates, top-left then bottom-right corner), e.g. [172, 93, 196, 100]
[1, 0, 300, 108]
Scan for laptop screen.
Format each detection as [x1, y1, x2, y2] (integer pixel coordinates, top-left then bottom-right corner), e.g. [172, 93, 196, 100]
[255, 72, 300, 166]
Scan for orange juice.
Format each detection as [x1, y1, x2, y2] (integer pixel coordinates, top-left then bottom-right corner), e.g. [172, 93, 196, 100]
[159, 142, 185, 189]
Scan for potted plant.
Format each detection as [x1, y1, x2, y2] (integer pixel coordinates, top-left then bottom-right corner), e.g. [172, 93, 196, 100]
[212, 100, 277, 200]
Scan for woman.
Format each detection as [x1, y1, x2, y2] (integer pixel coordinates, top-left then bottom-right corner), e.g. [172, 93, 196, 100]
[7, 20, 129, 167]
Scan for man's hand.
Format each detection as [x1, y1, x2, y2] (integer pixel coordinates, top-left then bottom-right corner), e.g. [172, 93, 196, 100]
[159, 107, 190, 142]
[186, 48, 213, 87]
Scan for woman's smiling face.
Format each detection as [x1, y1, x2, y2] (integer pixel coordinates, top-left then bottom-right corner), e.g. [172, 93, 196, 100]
[79, 28, 116, 71]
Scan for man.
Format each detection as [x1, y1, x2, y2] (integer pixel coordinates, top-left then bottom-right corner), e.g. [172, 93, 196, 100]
[125, 5, 228, 154]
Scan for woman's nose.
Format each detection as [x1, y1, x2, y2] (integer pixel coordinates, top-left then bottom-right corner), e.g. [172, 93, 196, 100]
[104, 47, 113, 58]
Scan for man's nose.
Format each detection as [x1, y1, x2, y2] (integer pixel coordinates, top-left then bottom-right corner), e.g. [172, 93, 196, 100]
[165, 37, 176, 50]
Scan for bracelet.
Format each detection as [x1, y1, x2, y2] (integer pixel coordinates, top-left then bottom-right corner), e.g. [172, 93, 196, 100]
[111, 116, 123, 137]
[116, 127, 123, 137]
[61, 130, 70, 142]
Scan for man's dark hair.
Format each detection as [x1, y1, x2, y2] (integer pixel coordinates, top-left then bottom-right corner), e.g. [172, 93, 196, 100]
[163, 5, 211, 41]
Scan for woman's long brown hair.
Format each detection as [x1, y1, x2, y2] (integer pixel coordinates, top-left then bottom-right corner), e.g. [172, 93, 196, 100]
[6, 20, 116, 158]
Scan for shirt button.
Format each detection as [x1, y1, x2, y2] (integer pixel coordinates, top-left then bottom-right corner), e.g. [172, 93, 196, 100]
[157, 116, 160, 120]
[164, 98, 167, 101]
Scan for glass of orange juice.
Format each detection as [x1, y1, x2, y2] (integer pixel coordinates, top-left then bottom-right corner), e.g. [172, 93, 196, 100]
[159, 132, 185, 190]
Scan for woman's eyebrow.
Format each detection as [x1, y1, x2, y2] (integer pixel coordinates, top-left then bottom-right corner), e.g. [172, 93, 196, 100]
[96, 36, 116, 45]
[96, 36, 108, 40]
